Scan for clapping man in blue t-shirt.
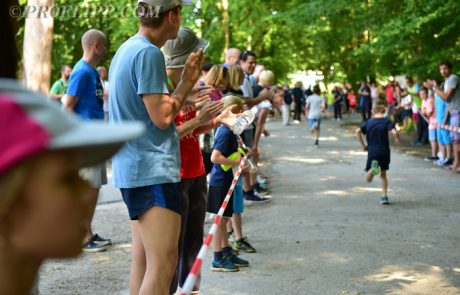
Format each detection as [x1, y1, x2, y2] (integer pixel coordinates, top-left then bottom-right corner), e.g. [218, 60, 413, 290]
[63, 29, 111, 253]
[109, 1, 206, 294]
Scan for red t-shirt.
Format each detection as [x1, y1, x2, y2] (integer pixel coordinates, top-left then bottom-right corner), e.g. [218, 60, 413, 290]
[385, 86, 395, 104]
[175, 109, 205, 178]
[169, 77, 205, 179]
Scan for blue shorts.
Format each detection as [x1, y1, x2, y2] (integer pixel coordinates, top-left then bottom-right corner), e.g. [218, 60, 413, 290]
[437, 128, 451, 145]
[233, 185, 244, 214]
[120, 183, 182, 220]
[309, 118, 321, 129]
[428, 128, 436, 142]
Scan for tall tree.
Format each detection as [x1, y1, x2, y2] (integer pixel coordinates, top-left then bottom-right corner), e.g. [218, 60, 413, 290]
[23, 0, 54, 93]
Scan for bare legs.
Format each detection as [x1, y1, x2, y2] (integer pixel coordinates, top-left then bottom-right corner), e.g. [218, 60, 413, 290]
[365, 169, 388, 196]
[129, 207, 180, 295]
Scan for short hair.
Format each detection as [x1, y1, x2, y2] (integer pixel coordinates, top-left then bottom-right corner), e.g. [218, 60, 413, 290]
[406, 76, 413, 83]
[60, 65, 70, 72]
[372, 103, 386, 114]
[439, 60, 453, 69]
[313, 85, 321, 95]
[240, 50, 256, 62]
[137, 3, 181, 28]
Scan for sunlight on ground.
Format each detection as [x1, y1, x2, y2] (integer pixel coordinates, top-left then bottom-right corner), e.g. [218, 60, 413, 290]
[347, 150, 367, 156]
[319, 136, 338, 141]
[321, 190, 349, 197]
[453, 268, 460, 273]
[365, 265, 460, 295]
[275, 156, 326, 164]
[320, 252, 350, 264]
[353, 187, 386, 193]
[320, 176, 338, 181]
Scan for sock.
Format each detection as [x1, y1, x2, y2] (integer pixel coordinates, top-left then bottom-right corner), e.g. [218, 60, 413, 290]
[243, 189, 253, 195]
[214, 251, 223, 261]
[222, 246, 233, 256]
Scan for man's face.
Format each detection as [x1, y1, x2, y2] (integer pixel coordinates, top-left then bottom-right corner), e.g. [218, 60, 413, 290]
[169, 6, 182, 39]
[240, 56, 256, 75]
[227, 50, 240, 66]
[440, 65, 452, 78]
[63, 67, 72, 80]
[95, 39, 108, 60]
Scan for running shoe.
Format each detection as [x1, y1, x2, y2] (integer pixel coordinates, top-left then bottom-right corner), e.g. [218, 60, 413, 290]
[244, 191, 270, 205]
[225, 253, 249, 267]
[424, 156, 439, 162]
[91, 234, 112, 246]
[380, 196, 390, 205]
[255, 182, 270, 195]
[211, 257, 239, 272]
[315, 139, 319, 147]
[233, 238, 257, 253]
[443, 159, 453, 166]
[371, 160, 380, 175]
[435, 158, 447, 166]
[82, 240, 108, 253]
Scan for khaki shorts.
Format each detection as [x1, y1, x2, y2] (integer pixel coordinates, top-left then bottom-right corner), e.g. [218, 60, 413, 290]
[79, 163, 107, 189]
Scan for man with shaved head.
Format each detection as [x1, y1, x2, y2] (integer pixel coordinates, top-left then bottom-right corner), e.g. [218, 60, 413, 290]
[224, 48, 241, 67]
[63, 29, 110, 253]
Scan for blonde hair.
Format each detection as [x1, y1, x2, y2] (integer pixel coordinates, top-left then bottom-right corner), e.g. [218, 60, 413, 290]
[228, 65, 244, 91]
[0, 160, 35, 219]
[204, 65, 228, 88]
[259, 70, 275, 87]
[372, 102, 386, 115]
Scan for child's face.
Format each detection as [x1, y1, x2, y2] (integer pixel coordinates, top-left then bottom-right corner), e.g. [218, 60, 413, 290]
[6, 150, 93, 259]
[420, 90, 428, 100]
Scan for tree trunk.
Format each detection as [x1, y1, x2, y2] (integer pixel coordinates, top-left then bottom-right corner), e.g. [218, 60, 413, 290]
[23, 0, 54, 94]
[221, 0, 230, 54]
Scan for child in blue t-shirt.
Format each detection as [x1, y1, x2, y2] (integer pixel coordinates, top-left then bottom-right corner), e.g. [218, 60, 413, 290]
[207, 125, 249, 272]
[356, 104, 400, 205]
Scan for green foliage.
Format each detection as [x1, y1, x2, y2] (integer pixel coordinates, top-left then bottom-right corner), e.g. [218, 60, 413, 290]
[18, 0, 460, 86]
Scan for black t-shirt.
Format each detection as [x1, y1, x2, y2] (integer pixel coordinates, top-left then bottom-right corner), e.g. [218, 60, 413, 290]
[283, 90, 292, 105]
[361, 118, 395, 153]
[292, 87, 304, 103]
[305, 88, 313, 97]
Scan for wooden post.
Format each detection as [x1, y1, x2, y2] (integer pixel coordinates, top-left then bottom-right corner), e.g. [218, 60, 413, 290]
[23, 0, 54, 94]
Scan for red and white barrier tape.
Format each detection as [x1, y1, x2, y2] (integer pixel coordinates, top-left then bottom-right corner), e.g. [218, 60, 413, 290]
[436, 124, 460, 133]
[180, 154, 248, 295]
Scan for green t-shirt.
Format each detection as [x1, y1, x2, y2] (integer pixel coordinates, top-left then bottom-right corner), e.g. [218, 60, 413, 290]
[50, 79, 68, 95]
[409, 84, 421, 108]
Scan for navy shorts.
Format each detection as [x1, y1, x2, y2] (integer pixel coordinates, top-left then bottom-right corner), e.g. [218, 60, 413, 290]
[365, 151, 390, 172]
[207, 185, 233, 218]
[120, 183, 182, 220]
[242, 128, 255, 148]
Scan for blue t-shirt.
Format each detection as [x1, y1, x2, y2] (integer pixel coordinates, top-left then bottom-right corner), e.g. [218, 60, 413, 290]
[209, 125, 238, 188]
[109, 35, 179, 188]
[361, 118, 395, 154]
[435, 95, 449, 124]
[67, 59, 104, 120]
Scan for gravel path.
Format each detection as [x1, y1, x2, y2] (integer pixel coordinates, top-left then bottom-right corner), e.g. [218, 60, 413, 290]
[40, 118, 460, 295]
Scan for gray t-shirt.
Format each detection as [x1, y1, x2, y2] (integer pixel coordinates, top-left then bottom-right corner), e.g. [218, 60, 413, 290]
[240, 73, 254, 130]
[109, 35, 180, 188]
[306, 94, 325, 119]
[445, 74, 460, 112]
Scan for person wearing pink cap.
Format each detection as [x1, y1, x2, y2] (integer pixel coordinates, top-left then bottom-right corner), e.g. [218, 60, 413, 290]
[0, 80, 144, 295]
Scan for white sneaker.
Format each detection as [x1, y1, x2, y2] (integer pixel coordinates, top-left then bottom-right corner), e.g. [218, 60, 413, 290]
[293, 120, 300, 125]
[435, 158, 448, 166]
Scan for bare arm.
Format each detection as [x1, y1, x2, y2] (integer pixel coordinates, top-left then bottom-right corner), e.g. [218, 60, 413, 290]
[63, 94, 79, 111]
[435, 86, 454, 102]
[355, 128, 367, 150]
[176, 101, 224, 138]
[211, 149, 240, 166]
[391, 128, 400, 145]
[50, 94, 64, 101]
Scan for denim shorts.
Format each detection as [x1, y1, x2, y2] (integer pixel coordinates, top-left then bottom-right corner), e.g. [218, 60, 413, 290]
[233, 185, 244, 214]
[428, 128, 436, 142]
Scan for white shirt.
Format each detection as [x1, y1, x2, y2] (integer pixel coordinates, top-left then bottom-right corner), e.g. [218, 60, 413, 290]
[306, 94, 325, 119]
